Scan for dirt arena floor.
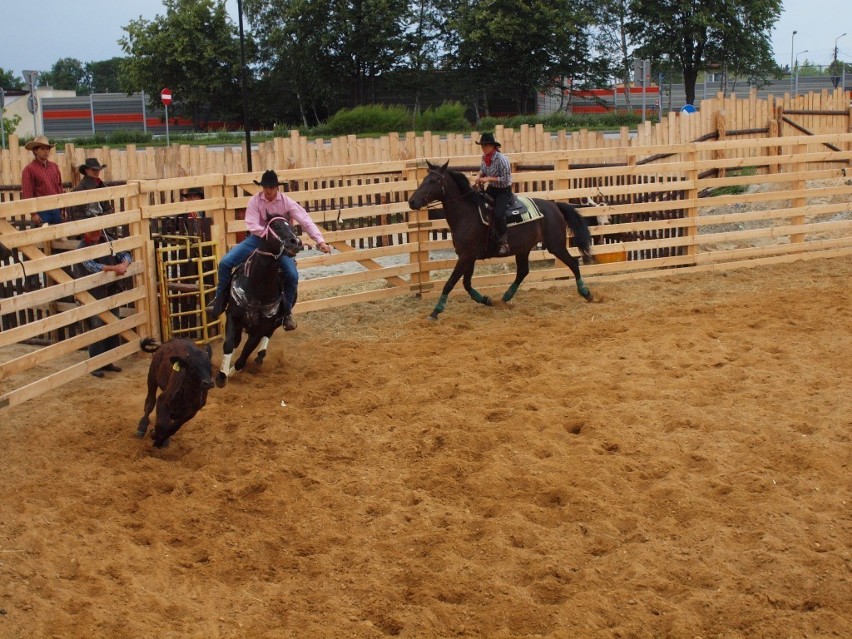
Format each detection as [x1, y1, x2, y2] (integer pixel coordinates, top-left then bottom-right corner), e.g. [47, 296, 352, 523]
[1, 256, 850, 639]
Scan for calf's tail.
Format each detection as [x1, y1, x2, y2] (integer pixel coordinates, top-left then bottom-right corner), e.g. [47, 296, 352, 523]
[141, 337, 161, 353]
[556, 202, 594, 263]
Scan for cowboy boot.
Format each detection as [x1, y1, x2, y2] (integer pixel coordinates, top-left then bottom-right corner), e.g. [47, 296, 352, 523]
[497, 233, 510, 256]
[205, 295, 227, 320]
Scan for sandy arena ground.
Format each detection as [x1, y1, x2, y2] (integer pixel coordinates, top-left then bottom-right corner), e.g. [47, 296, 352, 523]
[1, 256, 850, 639]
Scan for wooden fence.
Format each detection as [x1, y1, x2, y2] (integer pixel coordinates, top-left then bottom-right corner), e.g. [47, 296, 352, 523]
[1, 89, 849, 190]
[1, 130, 851, 409]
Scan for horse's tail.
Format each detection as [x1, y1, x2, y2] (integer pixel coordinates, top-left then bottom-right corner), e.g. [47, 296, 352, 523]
[556, 202, 594, 263]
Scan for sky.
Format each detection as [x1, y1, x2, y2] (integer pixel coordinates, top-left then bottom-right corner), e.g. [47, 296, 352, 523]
[1, 0, 850, 82]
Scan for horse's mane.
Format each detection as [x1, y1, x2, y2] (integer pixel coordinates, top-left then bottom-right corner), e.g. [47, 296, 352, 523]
[445, 168, 481, 207]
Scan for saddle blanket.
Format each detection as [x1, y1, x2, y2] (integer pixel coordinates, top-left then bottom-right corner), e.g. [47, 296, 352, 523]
[506, 195, 543, 227]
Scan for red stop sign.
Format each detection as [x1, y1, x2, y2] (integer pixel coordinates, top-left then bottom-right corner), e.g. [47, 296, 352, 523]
[161, 88, 172, 106]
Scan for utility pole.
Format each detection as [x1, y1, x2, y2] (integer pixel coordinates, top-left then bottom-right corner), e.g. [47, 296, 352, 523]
[790, 30, 797, 95]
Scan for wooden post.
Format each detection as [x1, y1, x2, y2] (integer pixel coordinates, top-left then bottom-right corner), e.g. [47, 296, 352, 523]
[405, 161, 432, 296]
[790, 142, 807, 244]
[715, 111, 727, 178]
[686, 149, 699, 261]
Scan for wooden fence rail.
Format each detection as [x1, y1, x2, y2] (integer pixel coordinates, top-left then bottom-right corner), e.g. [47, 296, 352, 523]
[1, 89, 849, 191]
[2, 131, 851, 409]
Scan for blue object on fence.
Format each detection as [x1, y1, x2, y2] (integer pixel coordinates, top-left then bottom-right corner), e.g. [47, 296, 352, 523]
[680, 104, 697, 114]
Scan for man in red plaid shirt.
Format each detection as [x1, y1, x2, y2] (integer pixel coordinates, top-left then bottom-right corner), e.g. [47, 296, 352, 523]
[22, 136, 66, 226]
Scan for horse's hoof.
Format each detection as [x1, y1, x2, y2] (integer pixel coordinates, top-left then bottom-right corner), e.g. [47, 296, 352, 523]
[482, 296, 493, 307]
[428, 312, 439, 321]
[215, 372, 228, 388]
[135, 428, 146, 439]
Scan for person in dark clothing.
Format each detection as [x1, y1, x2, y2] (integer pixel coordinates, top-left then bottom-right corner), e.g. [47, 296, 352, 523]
[70, 158, 113, 220]
[76, 229, 131, 377]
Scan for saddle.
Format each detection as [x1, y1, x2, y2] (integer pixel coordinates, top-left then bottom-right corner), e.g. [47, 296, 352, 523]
[477, 194, 544, 228]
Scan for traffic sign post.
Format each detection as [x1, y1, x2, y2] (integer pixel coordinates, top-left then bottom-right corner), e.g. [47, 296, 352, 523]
[23, 69, 40, 136]
[161, 88, 173, 146]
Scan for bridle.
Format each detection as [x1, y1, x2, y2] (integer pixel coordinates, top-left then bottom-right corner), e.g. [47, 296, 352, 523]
[420, 168, 475, 209]
[244, 217, 294, 276]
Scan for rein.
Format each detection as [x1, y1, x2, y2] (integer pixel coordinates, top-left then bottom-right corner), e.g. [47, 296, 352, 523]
[423, 169, 475, 209]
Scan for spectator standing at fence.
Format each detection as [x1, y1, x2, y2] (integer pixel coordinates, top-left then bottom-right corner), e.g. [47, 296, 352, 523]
[76, 229, 131, 377]
[22, 136, 66, 226]
[179, 186, 205, 235]
[70, 158, 114, 220]
[205, 170, 332, 331]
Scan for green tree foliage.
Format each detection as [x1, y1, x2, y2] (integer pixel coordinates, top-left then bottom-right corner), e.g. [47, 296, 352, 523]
[0, 68, 25, 90]
[244, 0, 410, 125]
[439, 0, 599, 116]
[119, 0, 245, 128]
[85, 58, 126, 94]
[40, 58, 87, 92]
[627, 0, 781, 105]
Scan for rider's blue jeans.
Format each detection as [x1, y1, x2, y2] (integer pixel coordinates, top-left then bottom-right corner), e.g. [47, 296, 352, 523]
[215, 235, 298, 313]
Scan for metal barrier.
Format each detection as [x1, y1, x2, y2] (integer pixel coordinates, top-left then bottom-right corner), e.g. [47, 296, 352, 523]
[154, 234, 220, 343]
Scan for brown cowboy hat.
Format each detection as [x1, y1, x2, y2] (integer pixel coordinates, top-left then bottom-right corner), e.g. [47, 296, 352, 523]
[79, 158, 108, 174]
[253, 170, 284, 187]
[475, 132, 501, 147]
[25, 136, 55, 151]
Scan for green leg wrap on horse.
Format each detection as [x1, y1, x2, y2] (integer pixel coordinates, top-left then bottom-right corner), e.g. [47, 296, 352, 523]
[502, 283, 520, 302]
[469, 289, 488, 304]
[576, 278, 591, 298]
[433, 294, 448, 314]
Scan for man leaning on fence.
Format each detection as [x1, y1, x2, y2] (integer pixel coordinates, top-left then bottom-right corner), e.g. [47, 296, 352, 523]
[75, 228, 131, 377]
[21, 136, 66, 226]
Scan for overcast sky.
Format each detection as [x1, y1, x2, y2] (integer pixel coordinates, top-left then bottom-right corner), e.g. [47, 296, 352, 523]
[1, 0, 850, 81]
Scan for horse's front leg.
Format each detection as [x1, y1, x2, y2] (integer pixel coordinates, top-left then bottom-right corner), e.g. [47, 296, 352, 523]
[461, 262, 492, 306]
[216, 319, 241, 387]
[234, 332, 263, 372]
[430, 258, 476, 320]
[502, 252, 531, 302]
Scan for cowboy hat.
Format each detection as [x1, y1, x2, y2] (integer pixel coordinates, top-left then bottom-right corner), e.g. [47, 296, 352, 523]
[181, 187, 205, 199]
[253, 170, 284, 188]
[475, 132, 501, 147]
[25, 135, 55, 151]
[79, 158, 107, 174]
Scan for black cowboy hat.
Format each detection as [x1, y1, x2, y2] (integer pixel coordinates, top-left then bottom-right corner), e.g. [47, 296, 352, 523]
[253, 170, 284, 187]
[475, 132, 501, 147]
[181, 187, 204, 199]
[79, 157, 107, 174]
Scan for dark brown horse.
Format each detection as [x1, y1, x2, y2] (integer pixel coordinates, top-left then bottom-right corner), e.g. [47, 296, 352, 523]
[408, 161, 595, 319]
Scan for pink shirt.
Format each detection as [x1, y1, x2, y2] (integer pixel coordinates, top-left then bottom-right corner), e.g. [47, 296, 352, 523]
[245, 191, 325, 244]
[22, 159, 64, 199]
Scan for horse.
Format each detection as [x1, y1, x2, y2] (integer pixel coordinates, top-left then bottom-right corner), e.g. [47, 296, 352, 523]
[407, 160, 595, 319]
[216, 216, 303, 387]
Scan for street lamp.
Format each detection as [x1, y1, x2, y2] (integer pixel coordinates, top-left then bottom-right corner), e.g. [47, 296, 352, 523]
[790, 30, 797, 94]
[835, 32, 847, 62]
[236, 0, 252, 172]
[794, 49, 808, 95]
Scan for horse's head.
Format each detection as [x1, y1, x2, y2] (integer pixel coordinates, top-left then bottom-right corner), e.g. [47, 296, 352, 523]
[262, 216, 303, 257]
[408, 160, 449, 210]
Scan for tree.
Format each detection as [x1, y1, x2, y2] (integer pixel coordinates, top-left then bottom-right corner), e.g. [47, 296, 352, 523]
[40, 58, 87, 92]
[0, 67, 25, 90]
[85, 58, 126, 94]
[120, 0, 245, 128]
[592, 0, 639, 109]
[441, 0, 599, 116]
[243, 0, 410, 121]
[627, 0, 781, 105]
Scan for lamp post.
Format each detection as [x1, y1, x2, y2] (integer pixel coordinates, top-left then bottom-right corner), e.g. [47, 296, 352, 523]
[236, 0, 252, 172]
[794, 49, 808, 95]
[790, 30, 797, 94]
[835, 32, 847, 62]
